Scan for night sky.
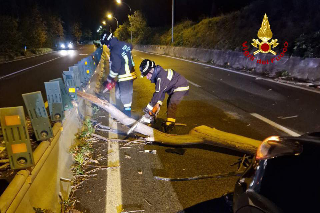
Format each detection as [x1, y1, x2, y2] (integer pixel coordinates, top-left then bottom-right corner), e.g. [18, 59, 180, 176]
[0, 0, 253, 33]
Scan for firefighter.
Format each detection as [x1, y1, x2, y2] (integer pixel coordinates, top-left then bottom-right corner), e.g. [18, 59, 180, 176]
[100, 31, 136, 117]
[139, 59, 189, 133]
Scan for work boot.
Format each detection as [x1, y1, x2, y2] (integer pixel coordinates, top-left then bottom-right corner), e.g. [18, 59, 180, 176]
[164, 122, 175, 134]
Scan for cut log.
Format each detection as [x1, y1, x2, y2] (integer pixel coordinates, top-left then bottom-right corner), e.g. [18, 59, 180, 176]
[77, 91, 261, 154]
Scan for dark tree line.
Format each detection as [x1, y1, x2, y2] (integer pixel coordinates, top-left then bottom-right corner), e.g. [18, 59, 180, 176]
[0, 2, 93, 59]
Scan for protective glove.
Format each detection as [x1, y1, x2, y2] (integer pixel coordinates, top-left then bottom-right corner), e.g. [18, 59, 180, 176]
[103, 78, 116, 93]
[143, 103, 160, 117]
[143, 106, 151, 115]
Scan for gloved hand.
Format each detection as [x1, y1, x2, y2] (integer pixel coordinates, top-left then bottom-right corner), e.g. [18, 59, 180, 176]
[143, 106, 151, 115]
[143, 103, 160, 117]
[152, 103, 160, 116]
[103, 78, 116, 93]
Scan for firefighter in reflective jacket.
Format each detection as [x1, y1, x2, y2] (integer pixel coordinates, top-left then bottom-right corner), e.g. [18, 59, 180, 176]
[139, 59, 189, 133]
[100, 31, 137, 116]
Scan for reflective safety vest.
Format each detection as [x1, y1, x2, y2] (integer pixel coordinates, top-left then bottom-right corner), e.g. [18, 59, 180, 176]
[146, 66, 189, 109]
[108, 38, 137, 82]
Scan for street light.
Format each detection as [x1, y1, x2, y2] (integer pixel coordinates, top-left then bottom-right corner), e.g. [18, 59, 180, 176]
[115, 0, 133, 43]
[115, 0, 132, 12]
[172, 0, 174, 43]
[107, 13, 119, 30]
[102, 21, 106, 25]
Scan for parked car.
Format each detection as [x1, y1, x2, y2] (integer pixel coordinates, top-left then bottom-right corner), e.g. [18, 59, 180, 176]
[232, 133, 320, 213]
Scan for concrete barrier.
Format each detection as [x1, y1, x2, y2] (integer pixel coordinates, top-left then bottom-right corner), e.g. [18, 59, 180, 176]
[135, 44, 320, 82]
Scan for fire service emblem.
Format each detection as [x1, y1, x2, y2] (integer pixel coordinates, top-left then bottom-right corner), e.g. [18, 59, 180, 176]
[251, 14, 279, 55]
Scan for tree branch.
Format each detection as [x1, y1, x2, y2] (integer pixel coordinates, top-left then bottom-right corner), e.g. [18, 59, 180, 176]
[77, 91, 261, 154]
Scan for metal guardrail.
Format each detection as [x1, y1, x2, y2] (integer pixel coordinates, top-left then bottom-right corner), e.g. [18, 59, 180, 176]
[0, 46, 106, 212]
[0, 123, 61, 213]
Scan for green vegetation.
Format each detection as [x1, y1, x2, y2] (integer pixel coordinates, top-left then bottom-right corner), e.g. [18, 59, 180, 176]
[117, 1, 320, 58]
[115, 11, 151, 44]
[72, 22, 82, 43]
[70, 118, 94, 175]
[92, 105, 99, 114]
[0, 5, 92, 61]
[61, 198, 77, 213]
[276, 70, 290, 78]
[0, 16, 21, 60]
[0, 6, 61, 60]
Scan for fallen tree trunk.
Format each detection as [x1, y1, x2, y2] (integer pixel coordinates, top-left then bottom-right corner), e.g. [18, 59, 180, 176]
[77, 91, 261, 154]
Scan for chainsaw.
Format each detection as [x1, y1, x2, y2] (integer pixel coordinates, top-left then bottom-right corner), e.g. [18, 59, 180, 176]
[127, 104, 160, 135]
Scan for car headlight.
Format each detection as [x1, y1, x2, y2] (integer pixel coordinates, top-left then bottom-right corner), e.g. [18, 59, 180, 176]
[68, 43, 73, 48]
[256, 136, 303, 160]
[60, 44, 65, 48]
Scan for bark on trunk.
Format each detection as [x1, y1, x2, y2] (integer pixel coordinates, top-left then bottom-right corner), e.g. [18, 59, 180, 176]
[77, 91, 261, 154]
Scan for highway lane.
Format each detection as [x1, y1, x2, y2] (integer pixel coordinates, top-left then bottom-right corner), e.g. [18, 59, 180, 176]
[114, 50, 320, 212]
[2, 46, 318, 211]
[0, 45, 97, 108]
[134, 50, 320, 135]
[116, 51, 287, 212]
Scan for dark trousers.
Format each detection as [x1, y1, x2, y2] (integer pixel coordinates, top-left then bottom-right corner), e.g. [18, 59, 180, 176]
[167, 90, 188, 121]
[115, 80, 133, 109]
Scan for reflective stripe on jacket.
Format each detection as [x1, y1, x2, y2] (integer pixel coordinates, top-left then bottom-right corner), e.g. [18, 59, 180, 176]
[108, 38, 136, 82]
[148, 66, 189, 108]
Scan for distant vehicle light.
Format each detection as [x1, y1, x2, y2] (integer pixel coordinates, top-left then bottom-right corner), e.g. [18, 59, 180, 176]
[68, 43, 73, 48]
[60, 44, 66, 49]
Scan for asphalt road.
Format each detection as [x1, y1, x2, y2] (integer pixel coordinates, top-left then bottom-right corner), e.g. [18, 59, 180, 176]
[74, 48, 318, 212]
[133, 50, 320, 135]
[0, 45, 97, 108]
[2, 46, 320, 212]
[118, 50, 320, 212]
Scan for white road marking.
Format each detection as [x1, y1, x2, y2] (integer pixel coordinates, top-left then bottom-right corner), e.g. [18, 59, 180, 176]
[0, 56, 63, 80]
[105, 53, 123, 212]
[251, 113, 300, 136]
[134, 50, 320, 95]
[187, 80, 201, 87]
[262, 78, 320, 94]
[79, 53, 88, 55]
[277, 115, 298, 120]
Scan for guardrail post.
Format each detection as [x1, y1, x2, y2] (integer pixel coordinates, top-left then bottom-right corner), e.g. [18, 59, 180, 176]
[50, 78, 73, 110]
[44, 81, 64, 121]
[0, 106, 35, 169]
[63, 71, 77, 100]
[22, 91, 53, 141]
[69, 66, 81, 89]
